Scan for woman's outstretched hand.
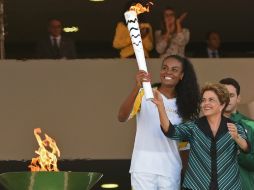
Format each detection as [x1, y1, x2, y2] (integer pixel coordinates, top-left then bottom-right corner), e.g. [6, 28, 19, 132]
[152, 89, 163, 107]
[152, 89, 171, 133]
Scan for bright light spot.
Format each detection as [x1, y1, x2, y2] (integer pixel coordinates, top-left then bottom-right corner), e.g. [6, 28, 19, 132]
[101, 183, 119, 189]
[63, 27, 79, 33]
[89, 0, 105, 2]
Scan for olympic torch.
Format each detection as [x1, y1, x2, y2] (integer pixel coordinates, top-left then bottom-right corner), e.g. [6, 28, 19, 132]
[124, 3, 154, 100]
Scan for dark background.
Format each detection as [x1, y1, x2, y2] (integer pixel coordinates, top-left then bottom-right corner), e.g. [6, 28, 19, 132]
[4, 0, 254, 58]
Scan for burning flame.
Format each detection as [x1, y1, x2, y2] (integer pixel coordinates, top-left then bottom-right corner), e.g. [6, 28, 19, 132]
[29, 128, 60, 171]
[129, 2, 153, 14]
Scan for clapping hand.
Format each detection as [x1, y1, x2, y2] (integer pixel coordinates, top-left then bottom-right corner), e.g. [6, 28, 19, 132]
[176, 12, 188, 25]
[227, 123, 239, 140]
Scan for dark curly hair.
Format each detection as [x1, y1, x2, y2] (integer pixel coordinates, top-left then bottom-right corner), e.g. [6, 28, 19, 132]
[153, 55, 200, 121]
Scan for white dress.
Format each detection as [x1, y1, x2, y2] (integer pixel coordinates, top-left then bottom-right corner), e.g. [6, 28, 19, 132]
[129, 89, 182, 189]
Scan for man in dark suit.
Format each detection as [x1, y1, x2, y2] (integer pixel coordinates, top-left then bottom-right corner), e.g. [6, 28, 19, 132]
[36, 18, 77, 59]
[195, 31, 224, 58]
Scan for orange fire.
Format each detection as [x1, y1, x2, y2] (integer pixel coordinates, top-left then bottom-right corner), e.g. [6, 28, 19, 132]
[129, 2, 153, 14]
[29, 128, 60, 171]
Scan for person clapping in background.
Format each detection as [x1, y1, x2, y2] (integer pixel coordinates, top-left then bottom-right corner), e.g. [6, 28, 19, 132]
[155, 7, 189, 58]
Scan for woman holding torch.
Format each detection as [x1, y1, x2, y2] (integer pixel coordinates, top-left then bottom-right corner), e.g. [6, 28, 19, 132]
[118, 55, 200, 190]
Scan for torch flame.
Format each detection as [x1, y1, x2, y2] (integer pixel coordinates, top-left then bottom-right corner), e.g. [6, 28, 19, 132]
[129, 2, 153, 15]
[29, 128, 60, 171]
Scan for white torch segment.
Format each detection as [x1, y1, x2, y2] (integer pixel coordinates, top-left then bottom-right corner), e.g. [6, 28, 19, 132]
[124, 10, 154, 100]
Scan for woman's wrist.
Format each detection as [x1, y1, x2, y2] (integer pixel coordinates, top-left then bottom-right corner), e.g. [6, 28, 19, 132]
[234, 134, 248, 152]
[132, 84, 141, 94]
[234, 134, 241, 141]
[157, 103, 165, 109]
